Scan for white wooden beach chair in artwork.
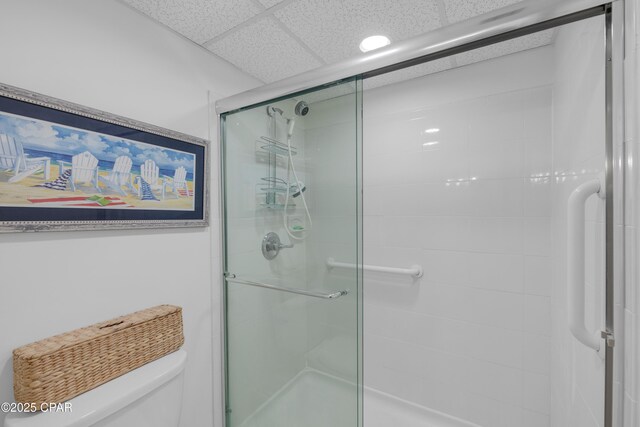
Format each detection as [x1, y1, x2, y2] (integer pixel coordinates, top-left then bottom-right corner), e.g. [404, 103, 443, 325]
[135, 159, 162, 199]
[0, 134, 50, 183]
[99, 155, 134, 195]
[58, 151, 100, 192]
[162, 166, 189, 200]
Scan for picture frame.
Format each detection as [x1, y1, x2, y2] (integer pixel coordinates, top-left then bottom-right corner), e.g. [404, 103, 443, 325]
[0, 83, 209, 232]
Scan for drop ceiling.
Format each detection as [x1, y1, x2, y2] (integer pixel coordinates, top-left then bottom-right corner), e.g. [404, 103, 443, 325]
[120, 0, 554, 88]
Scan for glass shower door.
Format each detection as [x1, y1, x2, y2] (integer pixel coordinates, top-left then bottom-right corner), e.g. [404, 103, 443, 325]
[221, 78, 362, 427]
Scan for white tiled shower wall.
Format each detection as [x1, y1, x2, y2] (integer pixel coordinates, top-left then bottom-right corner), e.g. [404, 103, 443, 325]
[362, 46, 555, 427]
[549, 15, 607, 427]
[303, 92, 360, 385]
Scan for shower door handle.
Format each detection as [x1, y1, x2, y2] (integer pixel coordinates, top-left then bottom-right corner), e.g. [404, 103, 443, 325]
[567, 176, 605, 353]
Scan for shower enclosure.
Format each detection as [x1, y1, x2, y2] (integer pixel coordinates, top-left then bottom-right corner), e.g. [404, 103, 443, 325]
[218, 1, 623, 426]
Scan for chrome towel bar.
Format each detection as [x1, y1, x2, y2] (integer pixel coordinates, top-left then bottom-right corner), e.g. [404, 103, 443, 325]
[224, 273, 348, 300]
[326, 258, 423, 278]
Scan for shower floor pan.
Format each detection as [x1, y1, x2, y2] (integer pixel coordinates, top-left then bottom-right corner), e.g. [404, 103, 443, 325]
[239, 369, 479, 427]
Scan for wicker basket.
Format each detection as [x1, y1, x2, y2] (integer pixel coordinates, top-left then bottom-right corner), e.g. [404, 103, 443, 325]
[13, 304, 184, 408]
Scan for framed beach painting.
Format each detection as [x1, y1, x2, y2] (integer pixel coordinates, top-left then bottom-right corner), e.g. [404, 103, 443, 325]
[0, 83, 209, 232]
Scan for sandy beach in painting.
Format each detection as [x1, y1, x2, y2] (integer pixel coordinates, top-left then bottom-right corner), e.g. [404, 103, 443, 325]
[0, 164, 194, 210]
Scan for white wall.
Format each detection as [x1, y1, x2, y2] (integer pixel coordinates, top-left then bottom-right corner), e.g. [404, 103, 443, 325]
[0, 1, 259, 427]
[362, 46, 555, 427]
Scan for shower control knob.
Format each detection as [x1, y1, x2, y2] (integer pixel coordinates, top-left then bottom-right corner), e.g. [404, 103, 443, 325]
[261, 232, 293, 260]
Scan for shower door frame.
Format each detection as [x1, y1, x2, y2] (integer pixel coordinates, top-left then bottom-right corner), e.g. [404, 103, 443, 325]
[216, 1, 624, 426]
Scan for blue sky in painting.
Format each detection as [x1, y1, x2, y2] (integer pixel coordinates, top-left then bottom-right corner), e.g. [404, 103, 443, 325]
[0, 112, 195, 173]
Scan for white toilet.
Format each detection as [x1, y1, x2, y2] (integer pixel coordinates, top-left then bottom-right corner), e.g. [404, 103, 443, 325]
[4, 349, 187, 427]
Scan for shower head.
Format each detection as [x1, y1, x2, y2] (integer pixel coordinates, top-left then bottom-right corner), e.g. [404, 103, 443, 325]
[294, 101, 309, 116]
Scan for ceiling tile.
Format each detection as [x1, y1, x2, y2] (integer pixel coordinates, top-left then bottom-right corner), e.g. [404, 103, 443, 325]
[454, 30, 554, 67]
[363, 57, 455, 90]
[205, 17, 322, 83]
[122, 0, 262, 43]
[274, 0, 442, 64]
[443, 0, 522, 24]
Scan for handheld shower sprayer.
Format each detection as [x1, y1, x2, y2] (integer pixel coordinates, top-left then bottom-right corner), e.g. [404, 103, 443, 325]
[287, 118, 296, 137]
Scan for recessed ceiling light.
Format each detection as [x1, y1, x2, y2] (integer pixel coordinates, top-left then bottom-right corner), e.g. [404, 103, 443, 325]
[422, 141, 439, 147]
[424, 128, 440, 134]
[359, 35, 391, 53]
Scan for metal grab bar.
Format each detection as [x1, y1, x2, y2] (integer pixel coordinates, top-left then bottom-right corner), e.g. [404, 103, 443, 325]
[224, 273, 348, 300]
[326, 258, 423, 278]
[567, 177, 605, 353]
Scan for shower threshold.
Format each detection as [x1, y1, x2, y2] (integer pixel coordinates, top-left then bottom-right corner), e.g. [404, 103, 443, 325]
[238, 368, 479, 427]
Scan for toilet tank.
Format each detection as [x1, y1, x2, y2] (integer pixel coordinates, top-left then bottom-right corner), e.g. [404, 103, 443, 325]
[4, 349, 187, 427]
